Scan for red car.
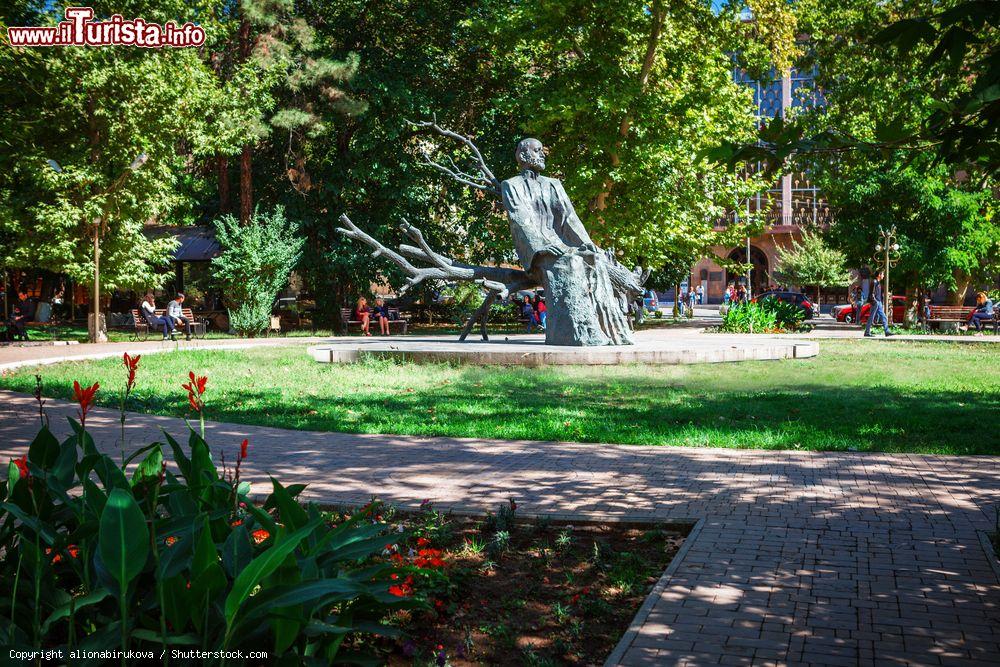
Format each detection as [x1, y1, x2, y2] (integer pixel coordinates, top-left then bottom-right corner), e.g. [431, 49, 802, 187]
[834, 296, 906, 324]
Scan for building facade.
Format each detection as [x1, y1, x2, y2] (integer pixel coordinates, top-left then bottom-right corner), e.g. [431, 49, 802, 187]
[691, 65, 841, 304]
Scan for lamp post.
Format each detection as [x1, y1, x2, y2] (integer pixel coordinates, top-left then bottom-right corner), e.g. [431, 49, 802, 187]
[48, 154, 148, 343]
[874, 225, 901, 319]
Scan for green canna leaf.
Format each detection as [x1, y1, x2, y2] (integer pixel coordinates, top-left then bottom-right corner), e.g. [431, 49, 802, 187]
[98, 488, 149, 591]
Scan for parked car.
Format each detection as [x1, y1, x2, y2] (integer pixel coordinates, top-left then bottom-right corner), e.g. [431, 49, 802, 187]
[642, 289, 659, 310]
[751, 291, 817, 319]
[834, 296, 906, 324]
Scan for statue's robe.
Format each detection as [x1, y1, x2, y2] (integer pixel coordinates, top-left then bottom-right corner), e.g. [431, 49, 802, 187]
[500, 169, 634, 346]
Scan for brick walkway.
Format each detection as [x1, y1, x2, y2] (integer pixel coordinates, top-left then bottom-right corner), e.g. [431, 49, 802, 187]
[2, 393, 998, 666]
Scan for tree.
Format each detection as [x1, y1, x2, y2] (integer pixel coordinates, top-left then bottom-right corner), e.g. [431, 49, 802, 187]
[191, 0, 365, 224]
[774, 231, 852, 303]
[210, 205, 304, 335]
[465, 0, 772, 268]
[820, 156, 998, 302]
[708, 0, 1000, 176]
[0, 23, 210, 294]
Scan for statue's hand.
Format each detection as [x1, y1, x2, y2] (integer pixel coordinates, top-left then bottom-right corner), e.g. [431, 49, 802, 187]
[580, 242, 600, 254]
[542, 243, 567, 257]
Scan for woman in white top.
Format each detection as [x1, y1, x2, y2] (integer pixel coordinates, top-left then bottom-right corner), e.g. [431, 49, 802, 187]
[140, 293, 175, 340]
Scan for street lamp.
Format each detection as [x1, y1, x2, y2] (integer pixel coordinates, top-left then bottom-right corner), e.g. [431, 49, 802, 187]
[47, 153, 148, 343]
[874, 225, 901, 319]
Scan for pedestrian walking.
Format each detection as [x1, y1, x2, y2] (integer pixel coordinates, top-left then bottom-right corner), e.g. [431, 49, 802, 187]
[863, 271, 893, 337]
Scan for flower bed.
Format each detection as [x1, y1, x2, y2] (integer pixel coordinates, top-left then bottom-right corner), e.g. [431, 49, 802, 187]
[358, 500, 688, 665]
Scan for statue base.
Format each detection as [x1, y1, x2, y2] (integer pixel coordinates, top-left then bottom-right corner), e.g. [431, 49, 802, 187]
[308, 333, 816, 367]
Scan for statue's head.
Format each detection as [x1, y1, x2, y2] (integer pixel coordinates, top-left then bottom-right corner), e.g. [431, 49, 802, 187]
[515, 138, 545, 172]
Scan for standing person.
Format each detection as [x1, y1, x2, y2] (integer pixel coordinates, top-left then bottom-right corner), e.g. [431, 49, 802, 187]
[354, 297, 371, 336]
[858, 270, 871, 327]
[687, 288, 697, 316]
[372, 297, 391, 335]
[696, 284, 704, 305]
[736, 284, 747, 304]
[967, 292, 994, 334]
[863, 271, 893, 337]
[533, 294, 547, 329]
[522, 295, 538, 332]
[140, 293, 174, 340]
[166, 292, 193, 341]
[852, 286, 864, 325]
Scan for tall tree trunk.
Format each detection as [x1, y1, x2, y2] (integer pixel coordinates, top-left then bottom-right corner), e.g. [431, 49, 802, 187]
[946, 268, 970, 305]
[589, 0, 664, 217]
[238, 17, 254, 225]
[217, 154, 230, 214]
[239, 145, 253, 225]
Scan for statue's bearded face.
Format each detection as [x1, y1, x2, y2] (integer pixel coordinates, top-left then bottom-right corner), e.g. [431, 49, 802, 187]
[516, 139, 546, 171]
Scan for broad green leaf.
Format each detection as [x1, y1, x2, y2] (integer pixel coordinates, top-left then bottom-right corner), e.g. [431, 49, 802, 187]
[98, 488, 149, 591]
[224, 517, 321, 627]
[131, 445, 163, 486]
[41, 589, 110, 634]
[269, 477, 308, 531]
[28, 427, 60, 469]
[222, 525, 253, 578]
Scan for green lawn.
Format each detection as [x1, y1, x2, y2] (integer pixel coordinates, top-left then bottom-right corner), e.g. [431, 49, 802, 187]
[2, 340, 997, 454]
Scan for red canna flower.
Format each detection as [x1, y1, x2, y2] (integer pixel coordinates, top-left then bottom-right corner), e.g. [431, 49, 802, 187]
[164, 536, 178, 547]
[415, 548, 446, 569]
[251, 529, 270, 545]
[388, 575, 415, 597]
[416, 537, 431, 547]
[73, 380, 100, 426]
[181, 371, 208, 413]
[240, 438, 248, 460]
[122, 353, 141, 394]
[12, 455, 28, 480]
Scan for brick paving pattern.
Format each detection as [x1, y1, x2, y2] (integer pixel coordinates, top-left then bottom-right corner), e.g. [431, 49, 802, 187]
[1, 337, 999, 666]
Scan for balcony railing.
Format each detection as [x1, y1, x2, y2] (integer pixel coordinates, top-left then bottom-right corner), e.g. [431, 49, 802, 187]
[714, 210, 835, 229]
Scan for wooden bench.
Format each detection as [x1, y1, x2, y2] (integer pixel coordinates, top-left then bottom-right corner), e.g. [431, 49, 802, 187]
[130, 308, 207, 341]
[340, 307, 408, 335]
[926, 305, 998, 333]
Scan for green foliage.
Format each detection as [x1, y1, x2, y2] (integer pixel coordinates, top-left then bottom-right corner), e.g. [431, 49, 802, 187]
[720, 296, 805, 333]
[719, 300, 778, 333]
[709, 0, 1000, 176]
[820, 155, 998, 294]
[774, 231, 853, 299]
[0, 421, 413, 661]
[0, 39, 209, 288]
[211, 206, 304, 336]
[465, 0, 770, 268]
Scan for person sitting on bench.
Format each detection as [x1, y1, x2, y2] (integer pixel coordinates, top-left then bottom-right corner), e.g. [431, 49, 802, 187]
[968, 291, 994, 333]
[355, 297, 371, 336]
[7, 299, 29, 341]
[167, 292, 193, 340]
[372, 297, 391, 336]
[141, 293, 175, 340]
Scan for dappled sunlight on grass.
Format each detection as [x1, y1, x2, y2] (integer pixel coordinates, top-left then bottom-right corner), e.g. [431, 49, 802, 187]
[1, 340, 996, 454]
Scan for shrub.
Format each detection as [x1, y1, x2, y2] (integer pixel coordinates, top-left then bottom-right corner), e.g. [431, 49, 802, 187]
[1, 414, 417, 661]
[211, 206, 304, 337]
[719, 301, 778, 333]
[719, 296, 805, 333]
